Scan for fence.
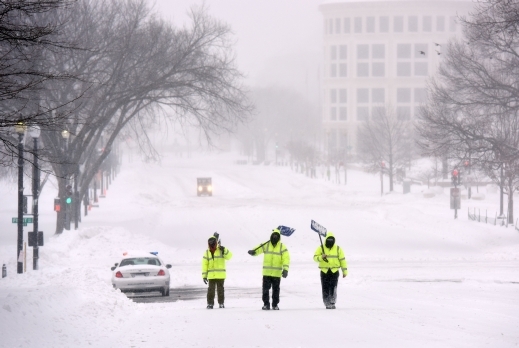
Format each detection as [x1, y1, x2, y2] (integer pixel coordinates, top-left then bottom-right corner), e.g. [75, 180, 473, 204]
[467, 208, 519, 231]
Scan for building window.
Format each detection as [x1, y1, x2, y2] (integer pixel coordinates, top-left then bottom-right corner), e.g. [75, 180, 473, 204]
[397, 62, 411, 76]
[331, 46, 337, 60]
[357, 63, 369, 77]
[367, 17, 375, 33]
[396, 106, 410, 120]
[335, 18, 341, 34]
[339, 89, 347, 103]
[372, 88, 385, 103]
[339, 107, 347, 120]
[372, 44, 385, 59]
[372, 63, 385, 77]
[397, 44, 411, 59]
[380, 16, 389, 32]
[329, 19, 334, 34]
[357, 88, 369, 103]
[414, 88, 427, 103]
[415, 43, 428, 58]
[330, 107, 337, 120]
[330, 64, 337, 78]
[355, 17, 362, 33]
[449, 16, 457, 32]
[344, 18, 351, 33]
[423, 16, 432, 32]
[330, 89, 337, 103]
[357, 107, 369, 121]
[414, 62, 428, 76]
[394, 16, 403, 32]
[408, 16, 418, 32]
[437, 16, 445, 31]
[397, 88, 411, 103]
[372, 106, 386, 120]
[357, 44, 369, 59]
[339, 63, 347, 77]
[339, 45, 347, 59]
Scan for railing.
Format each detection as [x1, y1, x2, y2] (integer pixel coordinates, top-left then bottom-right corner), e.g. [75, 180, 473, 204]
[467, 208, 517, 230]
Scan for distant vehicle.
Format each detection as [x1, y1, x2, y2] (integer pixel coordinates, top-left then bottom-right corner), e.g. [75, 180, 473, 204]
[197, 177, 212, 196]
[111, 251, 171, 296]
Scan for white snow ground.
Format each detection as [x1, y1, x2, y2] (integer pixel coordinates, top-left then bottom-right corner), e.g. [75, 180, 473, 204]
[0, 150, 518, 348]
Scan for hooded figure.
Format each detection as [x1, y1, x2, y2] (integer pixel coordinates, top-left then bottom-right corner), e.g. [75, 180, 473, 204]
[313, 232, 347, 309]
[247, 228, 290, 310]
[202, 235, 232, 309]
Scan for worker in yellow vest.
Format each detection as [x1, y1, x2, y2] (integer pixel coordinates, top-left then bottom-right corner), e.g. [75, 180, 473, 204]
[313, 232, 347, 309]
[248, 228, 290, 310]
[202, 235, 232, 309]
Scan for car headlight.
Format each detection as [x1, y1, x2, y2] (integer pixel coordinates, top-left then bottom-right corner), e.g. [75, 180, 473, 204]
[208, 185, 212, 192]
[198, 186, 202, 191]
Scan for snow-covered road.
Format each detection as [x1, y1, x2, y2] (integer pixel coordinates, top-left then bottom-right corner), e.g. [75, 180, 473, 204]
[0, 151, 518, 347]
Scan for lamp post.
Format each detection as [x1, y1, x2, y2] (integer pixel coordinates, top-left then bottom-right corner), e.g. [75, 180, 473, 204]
[15, 122, 26, 274]
[61, 129, 70, 231]
[29, 126, 40, 270]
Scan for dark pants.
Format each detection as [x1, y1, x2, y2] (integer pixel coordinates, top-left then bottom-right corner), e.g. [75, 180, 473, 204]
[262, 276, 281, 306]
[207, 279, 225, 305]
[320, 270, 339, 306]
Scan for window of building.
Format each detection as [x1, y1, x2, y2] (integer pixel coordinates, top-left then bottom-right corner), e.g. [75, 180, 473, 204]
[330, 64, 337, 78]
[397, 62, 411, 76]
[355, 17, 362, 33]
[343, 18, 350, 33]
[423, 16, 432, 32]
[408, 16, 418, 32]
[397, 88, 411, 103]
[415, 43, 428, 58]
[339, 107, 347, 120]
[380, 16, 389, 32]
[357, 44, 369, 59]
[372, 88, 385, 103]
[437, 16, 445, 31]
[357, 88, 369, 103]
[331, 45, 337, 60]
[357, 63, 369, 77]
[372, 106, 386, 120]
[335, 18, 341, 34]
[330, 107, 337, 120]
[414, 88, 427, 103]
[372, 63, 385, 77]
[367, 17, 375, 33]
[329, 19, 334, 34]
[357, 107, 369, 121]
[449, 16, 457, 32]
[339, 45, 347, 59]
[339, 63, 347, 77]
[397, 44, 411, 59]
[339, 89, 347, 103]
[394, 16, 404, 32]
[330, 89, 337, 103]
[372, 44, 385, 59]
[397, 106, 411, 120]
[414, 62, 428, 76]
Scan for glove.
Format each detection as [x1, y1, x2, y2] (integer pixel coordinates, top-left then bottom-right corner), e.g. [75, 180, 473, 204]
[219, 246, 225, 253]
[203, 278, 208, 284]
[282, 270, 288, 278]
[343, 273, 347, 278]
[247, 250, 256, 256]
[321, 254, 328, 262]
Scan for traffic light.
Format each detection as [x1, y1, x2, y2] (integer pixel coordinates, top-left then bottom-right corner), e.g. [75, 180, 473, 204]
[65, 185, 73, 206]
[54, 198, 61, 212]
[451, 169, 459, 185]
[64, 185, 73, 231]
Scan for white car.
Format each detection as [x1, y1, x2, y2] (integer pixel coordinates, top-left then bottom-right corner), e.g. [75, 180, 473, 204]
[111, 251, 171, 296]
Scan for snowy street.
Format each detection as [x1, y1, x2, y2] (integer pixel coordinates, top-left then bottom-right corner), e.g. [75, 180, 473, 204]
[1, 152, 518, 347]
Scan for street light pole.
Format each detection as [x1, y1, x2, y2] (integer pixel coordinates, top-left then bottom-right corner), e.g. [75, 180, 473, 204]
[15, 123, 26, 274]
[29, 126, 40, 270]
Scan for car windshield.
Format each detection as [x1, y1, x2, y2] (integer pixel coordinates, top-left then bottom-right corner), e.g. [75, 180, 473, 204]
[119, 258, 161, 267]
[198, 179, 210, 184]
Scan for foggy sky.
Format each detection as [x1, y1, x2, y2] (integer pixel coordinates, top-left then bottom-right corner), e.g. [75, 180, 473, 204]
[153, 0, 324, 103]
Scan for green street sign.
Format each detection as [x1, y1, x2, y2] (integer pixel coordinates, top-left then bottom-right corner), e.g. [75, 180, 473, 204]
[12, 217, 33, 224]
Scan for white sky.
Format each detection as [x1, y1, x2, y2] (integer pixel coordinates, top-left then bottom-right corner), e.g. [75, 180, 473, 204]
[153, 0, 325, 100]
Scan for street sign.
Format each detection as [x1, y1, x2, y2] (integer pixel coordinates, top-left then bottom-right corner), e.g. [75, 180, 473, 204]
[450, 188, 461, 209]
[12, 217, 33, 226]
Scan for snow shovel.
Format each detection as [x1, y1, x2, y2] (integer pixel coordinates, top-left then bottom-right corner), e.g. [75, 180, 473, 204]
[311, 220, 328, 262]
[251, 225, 296, 252]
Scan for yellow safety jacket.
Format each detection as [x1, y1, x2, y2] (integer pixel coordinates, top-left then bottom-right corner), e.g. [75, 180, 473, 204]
[253, 237, 290, 278]
[313, 236, 347, 275]
[202, 247, 232, 280]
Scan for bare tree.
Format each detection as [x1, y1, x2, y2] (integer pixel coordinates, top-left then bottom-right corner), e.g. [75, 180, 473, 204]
[358, 105, 414, 192]
[417, 0, 519, 222]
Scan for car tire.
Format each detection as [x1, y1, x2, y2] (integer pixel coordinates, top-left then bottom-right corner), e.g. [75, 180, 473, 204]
[162, 287, 170, 297]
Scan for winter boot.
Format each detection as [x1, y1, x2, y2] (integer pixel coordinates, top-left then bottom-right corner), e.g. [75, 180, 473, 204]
[272, 305, 279, 310]
[262, 304, 270, 310]
[207, 304, 213, 309]
[219, 304, 225, 308]
[331, 305, 336, 309]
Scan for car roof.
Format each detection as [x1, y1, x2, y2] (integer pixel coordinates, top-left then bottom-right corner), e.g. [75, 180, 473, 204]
[120, 251, 161, 259]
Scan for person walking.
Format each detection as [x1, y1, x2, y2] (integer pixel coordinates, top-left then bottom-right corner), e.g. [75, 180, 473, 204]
[313, 232, 347, 309]
[248, 228, 290, 310]
[202, 235, 232, 309]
